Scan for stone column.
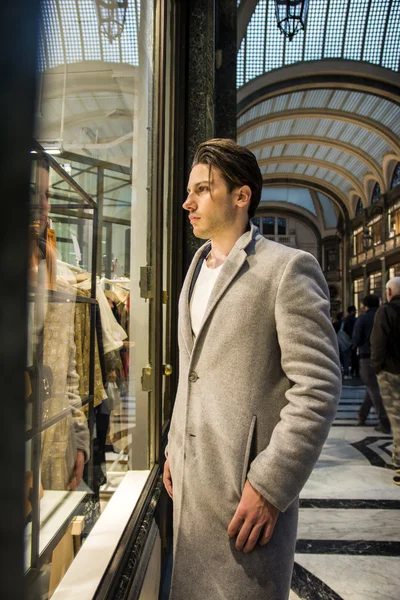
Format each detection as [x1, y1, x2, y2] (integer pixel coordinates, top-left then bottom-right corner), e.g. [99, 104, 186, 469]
[214, 0, 237, 140]
[183, 0, 215, 271]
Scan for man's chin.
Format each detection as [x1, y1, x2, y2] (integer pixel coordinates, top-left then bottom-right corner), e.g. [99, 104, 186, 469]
[192, 227, 209, 239]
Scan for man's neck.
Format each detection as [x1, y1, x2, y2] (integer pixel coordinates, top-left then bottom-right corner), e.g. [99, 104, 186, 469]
[208, 223, 248, 268]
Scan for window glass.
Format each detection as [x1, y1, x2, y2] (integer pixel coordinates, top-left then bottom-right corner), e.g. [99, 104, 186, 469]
[26, 1, 157, 595]
[277, 217, 286, 235]
[353, 277, 365, 313]
[391, 163, 400, 189]
[262, 216, 275, 235]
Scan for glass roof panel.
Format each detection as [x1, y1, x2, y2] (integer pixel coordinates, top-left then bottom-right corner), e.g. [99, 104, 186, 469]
[245, 0, 267, 82]
[261, 187, 317, 215]
[317, 192, 338, 229]
[238, 0, 400, 87]
[39, 0, 140, 71]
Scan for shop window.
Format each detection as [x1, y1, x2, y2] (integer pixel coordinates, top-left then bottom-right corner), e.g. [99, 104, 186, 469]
[391, 163, 400, 189]
[389, 264, 400, 279]
[353, 227, 363, 255]
[371, 182, 381, 204]
[262, 216, 275, 235]
[367, 216, 382, 246]
[353, 277, 364, 314]
[26, 0, 165, 595]
[355, 197, 363, 216]
[388, 202, 400, 238]
[369, 271, 382, 299]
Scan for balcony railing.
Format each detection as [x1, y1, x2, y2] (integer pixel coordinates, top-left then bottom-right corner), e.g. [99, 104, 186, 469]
[264, 234, 297, 246]
[351, 234, 400, 267]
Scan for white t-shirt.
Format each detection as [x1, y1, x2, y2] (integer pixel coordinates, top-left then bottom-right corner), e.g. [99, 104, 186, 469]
[190, 260, 223, 338]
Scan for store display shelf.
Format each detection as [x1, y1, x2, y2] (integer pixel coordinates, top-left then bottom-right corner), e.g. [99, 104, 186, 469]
[25, 489, 87, 572]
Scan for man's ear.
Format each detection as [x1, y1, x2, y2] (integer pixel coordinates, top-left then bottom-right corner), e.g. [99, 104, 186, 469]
[236, 185, 252, 208]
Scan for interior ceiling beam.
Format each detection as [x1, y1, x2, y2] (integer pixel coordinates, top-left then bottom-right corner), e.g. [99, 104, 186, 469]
[261, 173, 350, 214]
[258, 156, 366, 202]
[246, 136, 385, 190]
[238, 108, 400, 156]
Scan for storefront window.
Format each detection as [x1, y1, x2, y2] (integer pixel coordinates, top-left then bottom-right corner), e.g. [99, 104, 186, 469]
[388, 202, 400, 238]
[391, 163, 400, 189]
[369, 271, 382, 299]
[353, 227, 363, 255]
[353, 277, 364, 314]
[26, 0, 160, 596]
[367, 216, 382, 246]
[389, 264, 400, 279]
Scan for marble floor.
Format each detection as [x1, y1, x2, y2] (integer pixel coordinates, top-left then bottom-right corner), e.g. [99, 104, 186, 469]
[292, 384, 399, 600]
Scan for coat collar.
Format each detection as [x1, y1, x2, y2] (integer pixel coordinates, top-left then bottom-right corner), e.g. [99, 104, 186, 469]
[180, 223, 259, 356]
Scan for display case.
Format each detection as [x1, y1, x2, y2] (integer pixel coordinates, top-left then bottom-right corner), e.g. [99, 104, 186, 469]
[26, 147, 100, 596]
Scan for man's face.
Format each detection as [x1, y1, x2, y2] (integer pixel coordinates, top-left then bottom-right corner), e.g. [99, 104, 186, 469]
[183, 164, 239, 239]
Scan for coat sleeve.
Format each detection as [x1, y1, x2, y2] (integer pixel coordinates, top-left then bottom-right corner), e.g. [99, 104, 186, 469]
[370, 306, 389, 374]
[247, 251, 341, 512]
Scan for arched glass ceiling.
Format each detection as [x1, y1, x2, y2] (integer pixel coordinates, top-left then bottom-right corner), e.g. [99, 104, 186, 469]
[237, 0, 400, 87]
[38, 0, 140, 71]
[261, 187, 317, 216]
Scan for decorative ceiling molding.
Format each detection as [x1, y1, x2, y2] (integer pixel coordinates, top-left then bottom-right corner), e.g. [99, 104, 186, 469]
[237, 62, 400, 110]
[246, 136, 385, 190]
[261, 174, 350, 214]
[238, 109, 400, 155]
[259, 156, 366, 203]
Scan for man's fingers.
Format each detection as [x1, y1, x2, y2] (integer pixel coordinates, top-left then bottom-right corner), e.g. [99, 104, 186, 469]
[227, 514, 243, 539]
[243, 523, 264, 553]
[235, 520, 253, 551]
[259, 521, 275, 546]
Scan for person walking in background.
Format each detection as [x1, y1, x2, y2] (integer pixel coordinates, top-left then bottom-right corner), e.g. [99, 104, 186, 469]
[333, 311, 343, 333]
[344, 306, 357, 378]
[352, 295, 390, 433]
[371, 277, 400, 486]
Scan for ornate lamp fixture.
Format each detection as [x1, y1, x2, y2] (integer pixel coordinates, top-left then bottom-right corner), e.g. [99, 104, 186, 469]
[274, 0, 310, 41]
[96, 0, 128, 43]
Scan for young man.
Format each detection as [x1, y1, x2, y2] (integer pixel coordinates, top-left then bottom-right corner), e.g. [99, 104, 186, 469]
[352, 294, 390, 432]
[371, 277, 400, 485]
[163, 139, 341, 600]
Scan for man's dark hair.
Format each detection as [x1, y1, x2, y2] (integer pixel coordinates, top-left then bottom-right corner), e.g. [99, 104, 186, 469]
[363, 294, 380, 309]
[347, 305, 356, 313]
[192, 138, 263, 219]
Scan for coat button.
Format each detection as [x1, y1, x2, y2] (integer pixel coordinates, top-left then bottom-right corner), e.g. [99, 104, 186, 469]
[189, 371, 199, 382]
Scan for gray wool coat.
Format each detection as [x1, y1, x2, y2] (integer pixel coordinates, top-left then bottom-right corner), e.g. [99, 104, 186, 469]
[167, 224, 341, 600]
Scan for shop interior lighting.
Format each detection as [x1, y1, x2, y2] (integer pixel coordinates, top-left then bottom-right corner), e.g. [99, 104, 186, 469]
[274, 0, 309, 42]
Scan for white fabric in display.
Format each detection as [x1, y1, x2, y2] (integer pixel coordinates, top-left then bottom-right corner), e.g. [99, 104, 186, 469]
[190, 260, 223, 338]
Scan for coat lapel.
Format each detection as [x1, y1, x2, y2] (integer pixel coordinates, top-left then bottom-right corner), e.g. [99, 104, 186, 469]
[180, 241, 210, 357]
[192, 225, 258, 350]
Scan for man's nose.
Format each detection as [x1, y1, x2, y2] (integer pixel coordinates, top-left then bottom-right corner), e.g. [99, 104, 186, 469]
[182, 193, 196, 211]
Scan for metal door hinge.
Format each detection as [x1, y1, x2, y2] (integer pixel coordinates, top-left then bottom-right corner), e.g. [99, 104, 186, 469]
[141, 365, 153, 392]
[140, 266, 153, 300]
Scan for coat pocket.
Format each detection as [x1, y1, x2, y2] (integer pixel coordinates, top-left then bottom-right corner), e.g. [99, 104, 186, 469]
[241, 415, 257, 492]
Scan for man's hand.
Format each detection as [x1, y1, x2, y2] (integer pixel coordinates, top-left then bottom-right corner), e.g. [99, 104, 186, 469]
[163, 458, 173, 499]
[67, 450, 85, 491]
[227, 480, 279, 553]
